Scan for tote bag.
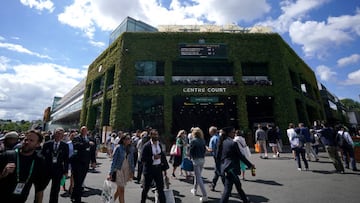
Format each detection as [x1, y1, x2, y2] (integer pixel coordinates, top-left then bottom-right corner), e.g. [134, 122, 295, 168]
[170, 144, 181, 156]
[254, 143, 260, 153]
[181, 157, 194, 171]
[101, 180, 116, 203]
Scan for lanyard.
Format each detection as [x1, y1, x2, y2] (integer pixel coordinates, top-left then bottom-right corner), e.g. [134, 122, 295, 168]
[15, 149, 35, 183]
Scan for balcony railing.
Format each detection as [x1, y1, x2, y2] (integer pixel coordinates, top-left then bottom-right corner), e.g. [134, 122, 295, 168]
[242, 76, 272, 86]
[135, 76, 165, 85]
[172, 76, 236, 85]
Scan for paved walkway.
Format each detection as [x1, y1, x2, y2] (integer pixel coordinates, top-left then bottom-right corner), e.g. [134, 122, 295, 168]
[28, 149, 360, 203]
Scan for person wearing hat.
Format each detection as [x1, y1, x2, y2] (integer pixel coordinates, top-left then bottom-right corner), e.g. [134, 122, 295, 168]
[0, 131, 19, 152]
[41, 127, 69, 203]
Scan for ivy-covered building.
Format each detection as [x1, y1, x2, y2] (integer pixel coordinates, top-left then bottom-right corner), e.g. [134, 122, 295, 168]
[81, 28, 325, 140]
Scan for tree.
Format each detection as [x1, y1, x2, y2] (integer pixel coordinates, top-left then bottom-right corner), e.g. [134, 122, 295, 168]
[341, 99, 360, 111]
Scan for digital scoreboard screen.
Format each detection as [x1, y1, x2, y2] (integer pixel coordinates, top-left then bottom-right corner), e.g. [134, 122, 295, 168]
[179, 44, 227, 58]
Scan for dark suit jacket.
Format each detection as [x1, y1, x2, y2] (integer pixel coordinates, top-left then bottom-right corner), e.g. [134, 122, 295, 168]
[217, 137, 252, 175]
[70, 135, 91, 165]
[41, 140, 69, 175]
[141, 141, 169, 175]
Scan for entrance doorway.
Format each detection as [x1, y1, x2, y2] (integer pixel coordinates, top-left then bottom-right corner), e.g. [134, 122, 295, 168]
[172, 96, 237, 140]
[246, 96, 274, 130]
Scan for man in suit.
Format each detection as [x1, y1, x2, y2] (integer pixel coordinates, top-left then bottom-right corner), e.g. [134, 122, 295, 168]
[140, 129, 169, 203]
[70, 126, 93, 203]
[41, 127, 69, 203]
[217, 126, 255, 203]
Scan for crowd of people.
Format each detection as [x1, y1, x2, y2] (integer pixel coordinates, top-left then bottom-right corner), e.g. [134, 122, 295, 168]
[0, 126, 101, 203]
[254, 121, 359, 173]
[0, 120, 359, 203]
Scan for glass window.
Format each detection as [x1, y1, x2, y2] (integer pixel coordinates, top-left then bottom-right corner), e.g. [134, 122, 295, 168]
[172, 60, 235, 85]
[135, 61, 164, 85]
[132, 96, 164, 131]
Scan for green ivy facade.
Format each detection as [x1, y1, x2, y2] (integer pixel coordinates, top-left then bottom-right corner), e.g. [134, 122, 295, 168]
[80, 32, 325, 140]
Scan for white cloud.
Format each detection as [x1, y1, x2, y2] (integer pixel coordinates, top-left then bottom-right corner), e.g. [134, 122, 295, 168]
[288, 11, 360, 58]
[258, 0, 329, 33]
[57, 0, 271, 42]
[0, 41, 52, 59]
[337, 54, 360, 67]
[0, 62, 86, 121]
[89, 40, 105, 48]
[316, 65, 336, 81]
[0, 56, 10, 71]
[20, 0, 55, 12]
[343, 69, 360, 85]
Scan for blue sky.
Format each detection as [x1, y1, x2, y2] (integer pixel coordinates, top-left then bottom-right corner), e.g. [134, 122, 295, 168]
[0, 0, 359, 121]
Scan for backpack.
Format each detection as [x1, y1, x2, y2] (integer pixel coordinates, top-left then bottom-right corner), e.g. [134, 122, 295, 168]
[291, 133, 305, 148]
[336, 131, 349, 148]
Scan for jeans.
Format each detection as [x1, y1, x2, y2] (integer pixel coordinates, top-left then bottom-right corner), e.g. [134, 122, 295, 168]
[341, 146, 357, 170]
[293, 147, 308, 169]
[192, 158, 207, 197]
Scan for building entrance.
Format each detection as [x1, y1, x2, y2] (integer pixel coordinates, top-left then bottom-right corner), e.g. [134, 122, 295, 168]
[172, 96, 237, 140]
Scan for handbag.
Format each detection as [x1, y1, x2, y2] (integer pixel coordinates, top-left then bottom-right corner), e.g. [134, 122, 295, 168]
[101, 180, 116, 203]
[254, 143, 260, 153]
[170, 144, 181, 156]
[181, 157, 193, 171]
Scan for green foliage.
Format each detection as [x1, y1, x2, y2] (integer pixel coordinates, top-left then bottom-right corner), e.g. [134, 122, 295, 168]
[341, 98, 360, 111]
[0, 120, 33, 132]
[82, 32, 325, 138]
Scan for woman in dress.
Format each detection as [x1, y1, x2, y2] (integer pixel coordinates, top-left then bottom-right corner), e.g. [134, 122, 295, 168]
[108, 133, 134, 203]
[172, 130, 187, 178]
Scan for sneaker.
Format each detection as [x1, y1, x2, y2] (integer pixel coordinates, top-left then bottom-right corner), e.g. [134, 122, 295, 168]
[272, 155, 277, 158]
[297, 168, 302, 171]
[191, 188, 197, 196]
[200, 196, 208, 202]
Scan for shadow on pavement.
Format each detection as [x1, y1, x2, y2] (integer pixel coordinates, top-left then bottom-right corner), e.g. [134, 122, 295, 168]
[82, 186, 102, 197]
[247, 194, 270, 203]
[204, 166, 215, 170]
[245, 179, 283, 186]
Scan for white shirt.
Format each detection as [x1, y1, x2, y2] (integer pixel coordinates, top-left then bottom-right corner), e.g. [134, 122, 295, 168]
[287, 128, 297, 141]
[151, 140, 161, 165]
[337, 130, 354, 146]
